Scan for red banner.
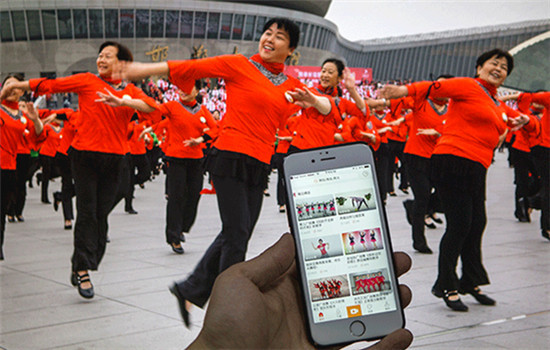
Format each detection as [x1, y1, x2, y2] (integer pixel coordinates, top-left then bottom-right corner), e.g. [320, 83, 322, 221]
[284, 66, 373, 84]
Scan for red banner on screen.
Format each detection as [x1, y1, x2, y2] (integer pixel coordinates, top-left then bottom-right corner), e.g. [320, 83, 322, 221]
[284, 66, 373, 84]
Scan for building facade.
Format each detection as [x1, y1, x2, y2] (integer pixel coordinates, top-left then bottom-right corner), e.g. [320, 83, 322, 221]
[1, 0, 549, 88]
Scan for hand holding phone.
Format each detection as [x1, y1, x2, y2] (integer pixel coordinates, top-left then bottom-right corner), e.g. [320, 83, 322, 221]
[283, 143, 407, 347]
[188, 233, 413, 349]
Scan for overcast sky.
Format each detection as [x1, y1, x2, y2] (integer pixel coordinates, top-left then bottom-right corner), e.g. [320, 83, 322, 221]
[325, 0, 550, 41]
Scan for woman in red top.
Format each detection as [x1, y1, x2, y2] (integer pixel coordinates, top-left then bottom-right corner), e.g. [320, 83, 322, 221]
[117, 18, 333, 326]
[382, 49, 532, 312]
[1, 74, 45, 260]
[145, 82, 218, 254]
[290, 58, 366, 152]
[1, 42, 158, 298]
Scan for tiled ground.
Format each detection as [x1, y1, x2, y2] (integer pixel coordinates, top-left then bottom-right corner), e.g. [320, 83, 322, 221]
[1, 151, 549, 349]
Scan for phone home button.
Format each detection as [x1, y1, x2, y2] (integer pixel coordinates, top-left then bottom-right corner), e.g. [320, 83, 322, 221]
[350, 320, 366, 337]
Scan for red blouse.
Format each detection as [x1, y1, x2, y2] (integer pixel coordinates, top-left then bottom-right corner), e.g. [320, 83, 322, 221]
[29, 73, 159, 155]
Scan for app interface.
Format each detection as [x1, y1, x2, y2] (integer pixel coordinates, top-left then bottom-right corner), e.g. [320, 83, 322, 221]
[289, 164, 397, 323]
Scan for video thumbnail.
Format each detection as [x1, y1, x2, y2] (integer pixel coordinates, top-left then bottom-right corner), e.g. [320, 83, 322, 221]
[295, 194, 336, 221]
[350, 269, 392, 295]
[334, 189, 376, 215]
[309, 275, 350, 302]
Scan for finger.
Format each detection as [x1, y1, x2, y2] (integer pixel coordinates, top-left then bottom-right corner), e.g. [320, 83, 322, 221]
[238, 233, 296, 289]
[393, 252, 412, 277]
[398, 284, 412, 309]
[365, 328, 413, 350]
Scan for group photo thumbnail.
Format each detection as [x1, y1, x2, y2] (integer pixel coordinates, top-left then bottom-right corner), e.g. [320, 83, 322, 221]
[350, 269, 392, 296]
[341, 228, 383, 255]
[295, 194, 336, 221]
[309, 275, 351, 302]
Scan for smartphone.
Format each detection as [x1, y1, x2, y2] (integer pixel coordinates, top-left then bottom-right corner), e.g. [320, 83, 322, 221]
[283, 143, 405, 347]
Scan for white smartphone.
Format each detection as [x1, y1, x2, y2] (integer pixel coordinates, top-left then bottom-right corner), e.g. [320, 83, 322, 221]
[283, 143, 405, 347]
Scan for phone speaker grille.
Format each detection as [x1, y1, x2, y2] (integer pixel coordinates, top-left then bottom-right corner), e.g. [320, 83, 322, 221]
[320, 157, 336, 161]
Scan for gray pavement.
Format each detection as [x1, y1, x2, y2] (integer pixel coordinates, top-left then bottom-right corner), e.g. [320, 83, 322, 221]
[1, 151, 549, 349]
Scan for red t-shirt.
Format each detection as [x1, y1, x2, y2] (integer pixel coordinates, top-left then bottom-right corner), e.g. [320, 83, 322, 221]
[168, 55, 305, 164]
[156, 101, 218, 159]
[0, 108, 45, 169]
[29, 73, 159, 155]
[407, 78, 523, 168]
[404, 98, 447, 158]
[520, 92, 550, 148]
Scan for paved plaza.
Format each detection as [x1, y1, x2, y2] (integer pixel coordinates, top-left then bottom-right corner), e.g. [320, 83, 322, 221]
[1, 151, 549, 349]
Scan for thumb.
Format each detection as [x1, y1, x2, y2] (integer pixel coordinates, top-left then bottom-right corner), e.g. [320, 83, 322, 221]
[239, 233, 296, 289]
[365, 328, 413, 350]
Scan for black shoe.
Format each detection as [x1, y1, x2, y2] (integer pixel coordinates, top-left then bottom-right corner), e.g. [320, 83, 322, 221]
[36, 173, 41, 186]
[459, 287, 496, 306]
[7, 216, 15, 223]
[430, 214, 443, 224]
[171, 242, 184, 254]
[518, 198, 531, 223]
[442, 290, 468, 311]
[179, 234, 186, 242]
[389, 191, 397, 197]
[413, 244, 433, 254]
[16, 215, 24, 222]
[431, 286, 444, 298]
[125, 208, 138, 214]
[279, 205, 286, 213]
[106, 235, 111, 243]
[403, 200, 413, 225]
[169, 283, 190, 328]
[425, 218, 437, 229]
[70, 272, 78, 287]
[263, 191, 270, 197]
[64, 223, 72, 230]
[399, 187, 409, 195]
[77, 273, 94, 299]
[542, 230, 550, 241]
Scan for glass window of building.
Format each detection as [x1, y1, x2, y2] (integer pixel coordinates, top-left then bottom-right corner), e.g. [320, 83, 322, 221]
[57, 9, 72, 39]
[165, 10, 179, 38]
[40, 72, 56, 78]
[42, 10, 57, 40]
[1, 11, 13, 42]
[151, 10, 164, 37]
[254, 16, 266, 41]
[73, 9, 87, 39]
[136, 10, 150, 38]
[88, 9, 103, 38]
[11, 11, 27, 41]
[120, 9, 134, 38]
[243, 15, 255, 41]
[194, 11, 206, 38]
[207, 12, 220, 39]
[26, 10, 42, 40]
[104, 9, 118, 38]
[181, 11, 193, 38]
[220, 13, 232, 39]
[232, 14, 243, 40]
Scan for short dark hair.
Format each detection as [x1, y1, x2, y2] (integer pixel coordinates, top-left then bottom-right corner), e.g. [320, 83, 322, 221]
[476, 48, 514, 75]
[99, 41, 134, 62]
[322, 58, 345, 77]
[262, 18, 300, 49]
[2, 73, 24, 86]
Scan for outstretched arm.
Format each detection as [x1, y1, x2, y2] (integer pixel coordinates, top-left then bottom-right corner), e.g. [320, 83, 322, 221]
[95, 88, 156, 113]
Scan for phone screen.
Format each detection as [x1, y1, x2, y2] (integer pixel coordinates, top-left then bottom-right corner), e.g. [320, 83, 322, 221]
[288, 163, 398, 324]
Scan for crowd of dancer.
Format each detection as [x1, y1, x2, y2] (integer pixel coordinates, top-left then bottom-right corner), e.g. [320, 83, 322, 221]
[1, 17, 548, 337]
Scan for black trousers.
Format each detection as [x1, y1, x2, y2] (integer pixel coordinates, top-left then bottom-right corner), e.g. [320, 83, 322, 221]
[386, 139, 408, 192]
[510, 148, 538, 217]
[374, 143, 390, 202]
[531, 146, 550, 231]
[403, 153, 431, 248]
[431, 154, 489, 291]
[7, 154, 31, 217]
[165, 158, 204, 244]
[272, 152, 286, 206]
[55, 152, 75, 221]
[174, 173, 264, 307]
[70, 149, 123, 271]
[40, 154, 56, 203]
[1, 169, 17, 255]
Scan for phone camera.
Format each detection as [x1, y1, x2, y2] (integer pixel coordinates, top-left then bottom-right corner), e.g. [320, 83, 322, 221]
[311, 159, 315, 163]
